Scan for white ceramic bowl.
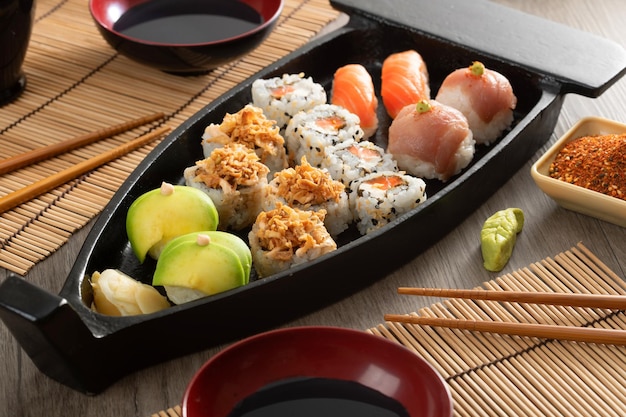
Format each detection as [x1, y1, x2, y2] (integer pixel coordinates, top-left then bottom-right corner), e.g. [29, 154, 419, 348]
[531, 116, 626, 227]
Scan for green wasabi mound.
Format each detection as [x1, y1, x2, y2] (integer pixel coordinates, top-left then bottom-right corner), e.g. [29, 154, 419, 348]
[480, 208, 524, 272]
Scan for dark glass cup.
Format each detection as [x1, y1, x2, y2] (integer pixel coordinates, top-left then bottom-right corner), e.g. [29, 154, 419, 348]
[0, 0, 35, 106]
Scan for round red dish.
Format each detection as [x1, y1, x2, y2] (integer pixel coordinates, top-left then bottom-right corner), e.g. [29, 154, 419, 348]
[182, 326, 453, 417]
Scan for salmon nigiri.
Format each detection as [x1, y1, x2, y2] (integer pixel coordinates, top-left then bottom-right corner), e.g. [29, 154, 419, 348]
[436, 61, 517, 145]
[381, 50, 430, 119]
[331, 64, 379, 139]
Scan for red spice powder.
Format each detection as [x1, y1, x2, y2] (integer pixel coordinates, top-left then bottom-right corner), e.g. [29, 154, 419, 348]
[548, 133, 625, 201]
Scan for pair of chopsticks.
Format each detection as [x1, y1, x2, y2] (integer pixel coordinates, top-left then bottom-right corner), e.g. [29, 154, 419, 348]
[0, 113, 171, 214]
[384, 287, 626, 346]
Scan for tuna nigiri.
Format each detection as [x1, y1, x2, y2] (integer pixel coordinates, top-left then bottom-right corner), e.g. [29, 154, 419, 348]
[381, 50, 430, 119]
[435, 61, 517, 145]
[331, 64, 379, 139]
[387, 100, 475, 182]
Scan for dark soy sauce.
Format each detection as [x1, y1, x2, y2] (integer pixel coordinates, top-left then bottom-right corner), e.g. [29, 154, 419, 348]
[227, 377, 410, 417]
[114, 0, 263, 44]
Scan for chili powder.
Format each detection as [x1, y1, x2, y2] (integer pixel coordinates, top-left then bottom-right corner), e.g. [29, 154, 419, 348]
[548, 133, 625, 201]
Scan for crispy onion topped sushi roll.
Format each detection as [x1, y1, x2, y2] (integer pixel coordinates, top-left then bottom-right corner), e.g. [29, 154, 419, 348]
[249, 202, 337, 278]
[284, 103, 364, 167]
[350, 171, 427, 235]
[184, 143, 270, 231]
[251, 72, 327, 131]
[435, 61, 517, 145]
[263, 156, 352, 237]
[388, 100, 475, 182]
[202, 104, 288, 175]
[320, 139, 398, 187]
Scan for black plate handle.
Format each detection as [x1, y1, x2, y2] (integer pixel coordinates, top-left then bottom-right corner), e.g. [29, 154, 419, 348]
[0, 275, 99, 393]
[331, 0, 626, 97]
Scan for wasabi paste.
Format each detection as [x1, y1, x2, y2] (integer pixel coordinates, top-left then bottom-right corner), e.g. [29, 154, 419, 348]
[480, 208, 524, 272]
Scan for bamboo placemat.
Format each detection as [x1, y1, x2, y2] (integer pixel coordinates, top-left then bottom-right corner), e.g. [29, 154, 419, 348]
[0, 0, 341, 275]
[151, 242, 626, 417]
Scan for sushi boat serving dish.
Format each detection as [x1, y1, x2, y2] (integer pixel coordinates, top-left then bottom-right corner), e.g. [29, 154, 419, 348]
[1, 0, 626, 394]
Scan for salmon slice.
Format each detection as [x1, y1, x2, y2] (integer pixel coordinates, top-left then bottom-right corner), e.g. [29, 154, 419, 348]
[331, 64, 379, 138]
[381, 50, 430, 119]
[363, 174, 405, 190]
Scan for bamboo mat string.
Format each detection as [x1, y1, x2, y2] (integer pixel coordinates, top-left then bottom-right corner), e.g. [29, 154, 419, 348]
[0, 0, 342, 275]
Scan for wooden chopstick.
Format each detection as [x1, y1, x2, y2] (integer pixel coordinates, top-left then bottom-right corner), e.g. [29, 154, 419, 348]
[0, 112, 166, 175]
[384, 314, 626, 345]
[388, 286, 626, 345]
[0, 125, 171, 214]
[397, 287, 626, 310]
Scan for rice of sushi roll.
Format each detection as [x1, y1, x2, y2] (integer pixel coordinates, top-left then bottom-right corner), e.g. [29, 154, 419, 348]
[251, 73, 327, 131]
[284, 103, 364, 167]
[249, 202, 337, 277]
[350, 171, 427, 235]
[184, 143, 270, 231]
[388, 99, 475, 182]
[201, 104, 288, 175]
[320, 139, 398, 187]
[435, 61, 517, 145]
[262, 156, 352, 237]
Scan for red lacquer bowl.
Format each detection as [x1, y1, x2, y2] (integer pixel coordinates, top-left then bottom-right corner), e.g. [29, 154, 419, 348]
[182, 326, 453, 417]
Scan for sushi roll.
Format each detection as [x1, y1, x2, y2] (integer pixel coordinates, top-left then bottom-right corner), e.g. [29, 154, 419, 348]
[251, 73, 327, 131]
[262, 156, 352, 237]
[435, 61, 517, 145]
[249, 202, 337, 278]
[201, 104, 288, 175]
[387, 100, 475, 182]
[284, 103, 364, 167]
[320, 139, 398, 188]
[350, 171, 427, 235]
[381, 50, 431, 119]
[184, 143, 270, 231]
[331, 64, 379, 139]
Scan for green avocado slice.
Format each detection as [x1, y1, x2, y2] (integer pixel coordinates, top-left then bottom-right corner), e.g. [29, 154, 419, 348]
[152, 233, 246, 296]
[126, 184, 219, 263]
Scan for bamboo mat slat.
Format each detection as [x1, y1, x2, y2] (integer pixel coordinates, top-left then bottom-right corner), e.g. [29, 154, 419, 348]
[0, 0, 342, 275]
[150, 242, 626, 417]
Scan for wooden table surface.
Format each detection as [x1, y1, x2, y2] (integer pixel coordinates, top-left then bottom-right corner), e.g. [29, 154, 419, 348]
[2, 1, 626, 416]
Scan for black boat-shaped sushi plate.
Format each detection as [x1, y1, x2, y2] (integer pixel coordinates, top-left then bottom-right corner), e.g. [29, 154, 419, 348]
[2, 0, 626, 394]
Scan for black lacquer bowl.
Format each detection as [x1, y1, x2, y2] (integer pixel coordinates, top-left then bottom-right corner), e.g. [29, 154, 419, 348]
[2, 0, 625, 394]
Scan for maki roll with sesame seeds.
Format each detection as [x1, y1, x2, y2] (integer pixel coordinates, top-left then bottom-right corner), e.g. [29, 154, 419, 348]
[350, 171, 427, 235]
[251, 73, 327, 131]
[284, 103, 365, 167]
[320, 139, 398, 187]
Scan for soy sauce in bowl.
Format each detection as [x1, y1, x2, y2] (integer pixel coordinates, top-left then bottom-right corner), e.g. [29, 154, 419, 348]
[114, 0, 264, 44]
[227, 377, 410, 417]
[89, 0, 283, 73]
